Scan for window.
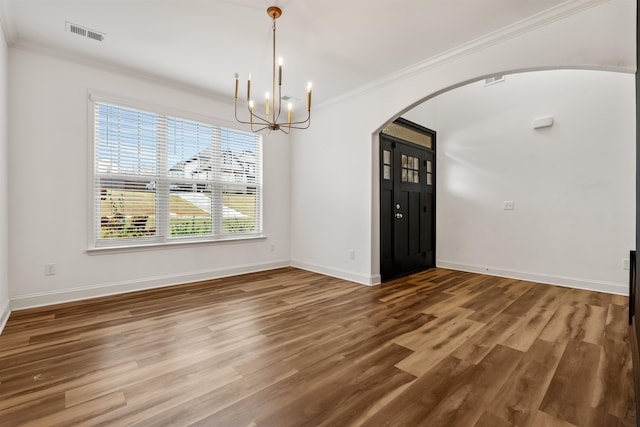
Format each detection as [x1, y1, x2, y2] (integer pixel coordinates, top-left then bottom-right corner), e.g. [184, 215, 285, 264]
[401, 154, 420, 184]
[382, 149, 392, 180]
[92, 99, 262, 248]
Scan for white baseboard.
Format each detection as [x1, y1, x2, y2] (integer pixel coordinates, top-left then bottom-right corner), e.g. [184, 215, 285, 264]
[0, 299, 11, 335]
[291, 260, 381, 286]
[437, 261, 629, 295]
[10, 260, 290, 311]
[10, 258, 624, 313]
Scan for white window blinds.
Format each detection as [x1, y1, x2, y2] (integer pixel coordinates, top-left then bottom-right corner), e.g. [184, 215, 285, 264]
[93, 100, 262, 247]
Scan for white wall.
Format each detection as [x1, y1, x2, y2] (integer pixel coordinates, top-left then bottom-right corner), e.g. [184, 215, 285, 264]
[405, 70, 635, 294]
[8, 47, 291, 308]
[290, 0, 636, 292]
[0, 18, 10, 330]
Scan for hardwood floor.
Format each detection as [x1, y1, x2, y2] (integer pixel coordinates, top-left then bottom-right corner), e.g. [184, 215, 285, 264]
[0, 267, 635, 426]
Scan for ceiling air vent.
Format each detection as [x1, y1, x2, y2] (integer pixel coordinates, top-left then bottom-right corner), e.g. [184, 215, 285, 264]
[65, 22, 105, 42]
[484, 75, 505, 86]
[281, 95, 302, 104]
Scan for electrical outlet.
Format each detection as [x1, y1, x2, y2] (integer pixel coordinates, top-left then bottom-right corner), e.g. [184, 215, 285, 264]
[44, 263, 56, 276]
[623, 258, 630, 271]
[503, 201, 514, 210]
[349, 250, 355, 260]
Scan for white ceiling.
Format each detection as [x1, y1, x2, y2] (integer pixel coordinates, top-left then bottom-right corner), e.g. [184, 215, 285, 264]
[0, 0, 594, 107]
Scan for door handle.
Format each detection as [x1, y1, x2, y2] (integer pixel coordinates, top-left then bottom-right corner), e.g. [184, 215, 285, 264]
[395, 213, 403, 219]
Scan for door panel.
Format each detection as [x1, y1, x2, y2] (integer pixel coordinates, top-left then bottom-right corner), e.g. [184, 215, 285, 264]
[393, 142, 427, 275]
[380, 123, 435, 281]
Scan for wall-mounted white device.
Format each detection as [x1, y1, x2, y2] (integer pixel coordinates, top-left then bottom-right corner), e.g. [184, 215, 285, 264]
[532, 116, 554, 130]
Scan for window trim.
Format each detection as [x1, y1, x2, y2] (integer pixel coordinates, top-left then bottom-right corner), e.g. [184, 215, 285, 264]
[87, 90, 265, 251]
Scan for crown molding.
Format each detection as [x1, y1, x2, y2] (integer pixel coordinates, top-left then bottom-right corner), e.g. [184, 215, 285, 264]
[11, 39, 236, 106]
[316, 0, 613, 110]
[2, 0, 616, 111]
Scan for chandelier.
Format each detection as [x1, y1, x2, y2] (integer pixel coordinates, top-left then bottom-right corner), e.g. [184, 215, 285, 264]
[234, 6, 312, 134]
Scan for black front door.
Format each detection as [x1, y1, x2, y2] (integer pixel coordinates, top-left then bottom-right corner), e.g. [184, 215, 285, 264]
[380, 124, 435, 281]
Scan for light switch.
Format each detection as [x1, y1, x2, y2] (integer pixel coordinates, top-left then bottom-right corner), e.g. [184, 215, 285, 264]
[503, 201, 514, 210]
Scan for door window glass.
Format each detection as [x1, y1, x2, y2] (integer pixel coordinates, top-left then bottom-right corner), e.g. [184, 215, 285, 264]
[402, 155, 420, 184]
[383, 150, 392, 180]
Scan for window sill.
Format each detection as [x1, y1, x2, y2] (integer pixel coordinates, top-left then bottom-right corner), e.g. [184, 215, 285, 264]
[87, 234, 267, 255]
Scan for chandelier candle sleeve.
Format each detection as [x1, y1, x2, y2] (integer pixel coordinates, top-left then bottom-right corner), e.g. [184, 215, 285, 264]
[234, 73, 239, 98]
[266, 92, 270, 116]
[307, 82, 312, 111]
[247, 74, 251, 102]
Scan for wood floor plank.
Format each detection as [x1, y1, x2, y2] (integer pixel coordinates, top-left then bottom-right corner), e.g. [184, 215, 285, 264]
[22, 391, 126, 427]
[462, 285, 515, 322]
[592, 335, 635, 420]
[97, 359, 299, 426]
[452, 312, 521, 365]
[420, 344, 524, 427]
[531, 410, 580, 427]
[393, 309, 484, 377]
[359, 355, 474, 426]
[499, 288, 564, 352]
[0, 393, 66, 426]
[192, 344, 415, 427]
[485, 339, 565, 426]
[86, 365, 243, 426]
[605, 303, 631, 343]
[0, 360, 137, 413]
[539, 303, 608, 345]
[502, 283, 568, 318]
[0, 267, 634, 426]
[540, 339, 602, 426]
[474, 411, 515, 427]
